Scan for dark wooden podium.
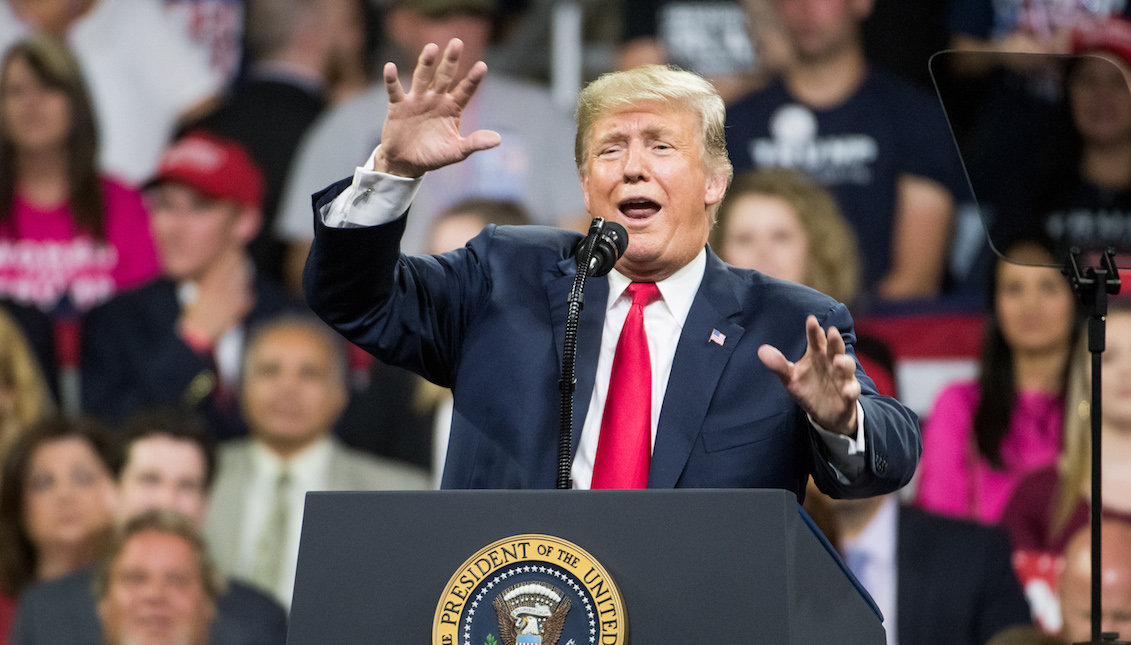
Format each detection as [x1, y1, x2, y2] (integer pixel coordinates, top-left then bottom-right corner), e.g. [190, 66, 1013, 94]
[288, 488, 884, 644]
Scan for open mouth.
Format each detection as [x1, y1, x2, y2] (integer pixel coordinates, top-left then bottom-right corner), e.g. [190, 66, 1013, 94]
[618, 198, 661, 219]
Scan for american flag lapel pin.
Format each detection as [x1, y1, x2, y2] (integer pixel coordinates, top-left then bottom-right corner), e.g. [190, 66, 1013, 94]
[710, 329, 726, 346]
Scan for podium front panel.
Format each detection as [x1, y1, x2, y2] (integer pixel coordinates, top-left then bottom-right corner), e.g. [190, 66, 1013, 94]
[288, 489, 883, 644]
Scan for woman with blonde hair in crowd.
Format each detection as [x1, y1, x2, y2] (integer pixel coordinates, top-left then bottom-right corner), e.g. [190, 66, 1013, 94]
[0, 307, 53, 465]
[0, 36, 159, 316]
[996, 305, 1131, 633]
[915, 238, 1081, 524]
[712, 168, 896, 545]
[1002, 302, 1131, 553]
[711, 168, 896, 398]
[0, 416, 116, 636]
[710, 168, 861, 305]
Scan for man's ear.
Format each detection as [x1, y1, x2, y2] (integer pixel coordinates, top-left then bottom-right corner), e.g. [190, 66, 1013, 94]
[579, 170, 591, 213]
[705, 167, 728, 207]
[234, 205, 263, 244]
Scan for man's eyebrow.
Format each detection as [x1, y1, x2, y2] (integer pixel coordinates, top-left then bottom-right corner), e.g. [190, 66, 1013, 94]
[639, 123, 677, 140]
[593, 123, 679, 148]
[593, 129, 629, 147]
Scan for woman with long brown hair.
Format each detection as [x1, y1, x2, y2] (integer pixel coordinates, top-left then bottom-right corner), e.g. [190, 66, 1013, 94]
[0, 36, 158, 315]
[915, 239, 1081, 524]
[0, 417, 116, 605]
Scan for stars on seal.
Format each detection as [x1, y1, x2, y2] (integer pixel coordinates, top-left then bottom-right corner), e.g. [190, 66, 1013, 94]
[459, 563, 600, 645]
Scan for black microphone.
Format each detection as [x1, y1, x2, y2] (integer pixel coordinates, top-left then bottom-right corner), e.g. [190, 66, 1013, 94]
[558, 217, 628, 488]
[575, 218, 628, 277]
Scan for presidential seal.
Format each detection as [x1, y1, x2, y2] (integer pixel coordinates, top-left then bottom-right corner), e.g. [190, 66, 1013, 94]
[433, 534, 628, 645]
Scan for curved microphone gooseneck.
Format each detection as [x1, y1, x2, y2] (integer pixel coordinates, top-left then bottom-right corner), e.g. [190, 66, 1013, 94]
[556, 218, 627, 489]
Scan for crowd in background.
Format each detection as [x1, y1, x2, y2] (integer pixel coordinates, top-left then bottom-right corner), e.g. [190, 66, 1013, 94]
[1, 0, 1131, 643]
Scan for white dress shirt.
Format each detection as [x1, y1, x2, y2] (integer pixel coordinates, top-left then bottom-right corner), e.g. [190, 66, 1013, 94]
[320, 149, 867, 488]
[570, 256, 703, 488]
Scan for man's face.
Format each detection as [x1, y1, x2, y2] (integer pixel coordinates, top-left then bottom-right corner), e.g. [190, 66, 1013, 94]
[145, 183, 248, 282]
[1060, 557, 1131, 642]
[579, 101, 727, 282]
[117, 437, 209, 527]
[773, 0, 863, 63]
[241, 326, 347, 454]
[98, 530, 214, 645]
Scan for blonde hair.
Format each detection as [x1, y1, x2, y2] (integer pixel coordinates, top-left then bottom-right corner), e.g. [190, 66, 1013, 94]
[711, 168, 862, 304]
[1051, 304, 1131, 539]
[574, 65, 733, 219]
[0, 309, 53, 463]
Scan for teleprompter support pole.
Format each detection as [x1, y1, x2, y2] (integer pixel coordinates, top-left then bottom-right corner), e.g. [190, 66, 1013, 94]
[1065, 248, 1124, 645]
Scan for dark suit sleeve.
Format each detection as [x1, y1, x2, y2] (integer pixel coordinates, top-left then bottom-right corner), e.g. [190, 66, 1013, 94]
[807, 302, 921, 498]
[898, 508, 1032, 645]
[80, 294, 211, 425]
[8, 571, 102, 645]
[971, 527, 1033, 644]
[303, 178, 492, 387]
[8, 598, 35, 645]
[212, 582, 288, 645]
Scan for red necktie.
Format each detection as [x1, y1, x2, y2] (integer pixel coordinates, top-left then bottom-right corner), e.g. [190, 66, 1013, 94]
[592, 282, 661, 489]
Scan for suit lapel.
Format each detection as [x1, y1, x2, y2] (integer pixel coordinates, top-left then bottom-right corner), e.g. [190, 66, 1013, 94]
[648, 250, 745, 488]
[209, 444, 253, 573]
[548, 256, 608, 458]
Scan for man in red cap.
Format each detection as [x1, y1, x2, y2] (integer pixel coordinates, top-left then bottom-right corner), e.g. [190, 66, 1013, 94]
[80, 131, 298, 439]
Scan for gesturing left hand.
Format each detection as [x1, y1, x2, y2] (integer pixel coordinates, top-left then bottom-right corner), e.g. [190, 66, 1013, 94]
[757, 315, 861, 436]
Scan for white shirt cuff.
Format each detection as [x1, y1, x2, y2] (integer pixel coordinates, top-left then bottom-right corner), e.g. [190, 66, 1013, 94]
[810, 401, 866, 482]
[320, 146, 423, 228]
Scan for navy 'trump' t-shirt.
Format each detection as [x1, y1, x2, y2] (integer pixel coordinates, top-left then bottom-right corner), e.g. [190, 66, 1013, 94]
[725, 70, 966, 292]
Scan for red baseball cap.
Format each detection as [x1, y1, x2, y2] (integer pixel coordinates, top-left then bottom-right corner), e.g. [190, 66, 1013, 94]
[144, 131, 265, 209]
[1072, 17, 1131, 69]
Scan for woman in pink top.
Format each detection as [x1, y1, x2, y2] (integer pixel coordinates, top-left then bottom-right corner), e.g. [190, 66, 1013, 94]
[915, 239, 1080, 524]
[0, 36, 159, 315]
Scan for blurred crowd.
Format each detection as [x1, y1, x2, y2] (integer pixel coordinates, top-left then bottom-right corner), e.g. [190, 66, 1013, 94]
[1, 0, 1131, 643]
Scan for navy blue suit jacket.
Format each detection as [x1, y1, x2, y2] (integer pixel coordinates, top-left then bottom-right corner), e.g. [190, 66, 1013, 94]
[80, 276, 298, 439]
[10, 567, 287, 645]
[305, 178, 920, 495]
[897, 506, 1031, 645]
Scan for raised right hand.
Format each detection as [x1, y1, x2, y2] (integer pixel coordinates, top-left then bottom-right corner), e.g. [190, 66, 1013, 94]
[179, 251, 254, 346]
[372, 38, 502, 178]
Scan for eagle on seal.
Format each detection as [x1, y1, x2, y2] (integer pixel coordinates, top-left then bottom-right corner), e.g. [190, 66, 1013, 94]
[492, 596, 570, 645]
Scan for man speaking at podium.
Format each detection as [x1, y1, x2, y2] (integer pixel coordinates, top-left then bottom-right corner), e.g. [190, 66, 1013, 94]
[303, 39, 920, 495]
